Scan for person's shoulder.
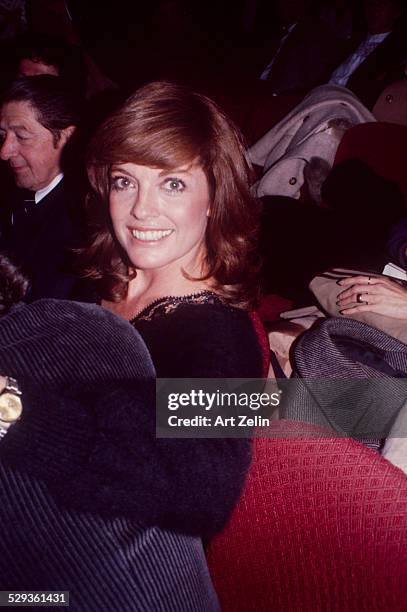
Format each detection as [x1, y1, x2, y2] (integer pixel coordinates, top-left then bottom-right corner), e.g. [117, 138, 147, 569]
[137, 299, 263, 378]
[38, 177, 86, 239]
[22, 298, 133, 330]
[0, 299, 155, 386]
[157, 298, 254, 336]
[4, 299, 150, 356]
[180, 299, 253, 327]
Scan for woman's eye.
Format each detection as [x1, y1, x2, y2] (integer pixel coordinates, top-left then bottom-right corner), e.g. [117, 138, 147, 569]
[163, 178, 186, 193]
[111, 176, 134, 191]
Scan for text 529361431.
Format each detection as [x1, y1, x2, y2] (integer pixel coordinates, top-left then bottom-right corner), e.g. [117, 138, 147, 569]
[0, 592, 69, 607]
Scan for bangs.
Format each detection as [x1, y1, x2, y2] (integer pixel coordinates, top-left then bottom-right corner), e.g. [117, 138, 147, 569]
[118, 96, 212, 166]
[120, 128, 205, 170]
[87, 123, 210, 199]
[89, 90, 213, 170]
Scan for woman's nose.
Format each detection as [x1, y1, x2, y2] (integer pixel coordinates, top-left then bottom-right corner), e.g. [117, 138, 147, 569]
[130, 184, 159, 219]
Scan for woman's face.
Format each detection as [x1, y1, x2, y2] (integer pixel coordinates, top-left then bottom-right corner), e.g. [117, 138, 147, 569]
[109, 161, 211, 275]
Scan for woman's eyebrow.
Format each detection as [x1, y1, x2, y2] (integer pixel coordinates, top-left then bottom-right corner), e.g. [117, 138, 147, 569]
[158, 166, 194, 177]
[110, 166, 136, 178]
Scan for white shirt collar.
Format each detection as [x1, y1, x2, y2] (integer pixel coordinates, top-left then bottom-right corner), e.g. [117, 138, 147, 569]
[35, 173, 64, 204]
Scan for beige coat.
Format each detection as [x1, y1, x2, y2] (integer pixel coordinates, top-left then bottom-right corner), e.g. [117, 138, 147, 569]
[249, 85, 375, 199]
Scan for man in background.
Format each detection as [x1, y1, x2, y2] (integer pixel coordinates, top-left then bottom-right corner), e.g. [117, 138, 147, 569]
[331, 0, 407, 107]
[0, 75, 85, 301]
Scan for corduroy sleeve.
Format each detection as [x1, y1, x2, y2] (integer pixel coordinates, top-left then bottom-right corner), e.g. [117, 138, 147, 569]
[0, 379, 251, 540]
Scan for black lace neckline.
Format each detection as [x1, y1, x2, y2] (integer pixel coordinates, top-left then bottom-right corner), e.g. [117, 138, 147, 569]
[129, 290, 222, 323]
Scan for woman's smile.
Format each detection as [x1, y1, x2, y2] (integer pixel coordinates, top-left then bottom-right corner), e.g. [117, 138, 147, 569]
[110, 162, 210, 274]
[129, 228, 174, 242]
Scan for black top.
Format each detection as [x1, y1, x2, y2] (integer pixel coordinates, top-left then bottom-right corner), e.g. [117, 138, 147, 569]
[131, 291, 264, 379]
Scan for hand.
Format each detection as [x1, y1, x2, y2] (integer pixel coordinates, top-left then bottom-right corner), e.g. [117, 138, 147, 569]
[337, 275, 407, 319]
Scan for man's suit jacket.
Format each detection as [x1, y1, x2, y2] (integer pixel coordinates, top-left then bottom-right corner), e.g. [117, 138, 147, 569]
[347, 14, 407, 109]
[262, 11, 407, 107]
[262, 17, 347, 95]
[0, 177, 85, 301]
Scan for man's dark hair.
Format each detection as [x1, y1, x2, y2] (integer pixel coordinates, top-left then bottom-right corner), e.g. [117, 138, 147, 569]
[0, 254, 28, 315]
[1, 75, 83, 145]
[16, 33, 87, 96]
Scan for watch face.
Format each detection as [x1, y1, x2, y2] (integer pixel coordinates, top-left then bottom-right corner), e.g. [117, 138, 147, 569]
[0, 393, 23, 423]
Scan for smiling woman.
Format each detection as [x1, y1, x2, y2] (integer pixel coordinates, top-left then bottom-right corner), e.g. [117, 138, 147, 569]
[78, 81, 264, 570]
[82, 80, 263, 379]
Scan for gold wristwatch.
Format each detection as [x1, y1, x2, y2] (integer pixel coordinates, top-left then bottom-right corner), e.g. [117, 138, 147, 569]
[0, 376, 22, 438]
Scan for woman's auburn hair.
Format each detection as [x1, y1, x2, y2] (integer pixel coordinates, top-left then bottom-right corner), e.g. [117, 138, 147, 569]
[82, 80, 260, 309]
[0, 253, 28, 315]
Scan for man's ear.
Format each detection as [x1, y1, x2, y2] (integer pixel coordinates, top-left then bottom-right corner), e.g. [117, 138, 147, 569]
[58, 125, 76, 148]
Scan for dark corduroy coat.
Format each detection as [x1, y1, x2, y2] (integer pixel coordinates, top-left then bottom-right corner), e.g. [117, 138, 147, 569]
[0, 299, 227, 608]
[0, 299, 251, 538]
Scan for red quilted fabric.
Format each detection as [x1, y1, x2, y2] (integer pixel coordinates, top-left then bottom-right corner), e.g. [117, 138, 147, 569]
[207, 421, 407, 611]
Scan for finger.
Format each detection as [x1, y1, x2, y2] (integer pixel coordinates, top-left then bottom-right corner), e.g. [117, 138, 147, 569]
[337, 275, 374, 286]
[339, 293, 382, 308]
[337, 283, 378, 300]
[338, 275, 401, 291]
[337, 295, 358, 306]
[339, 284, 405, 304]
[339, 303, 376, 315]
[339, 293, 382, 312]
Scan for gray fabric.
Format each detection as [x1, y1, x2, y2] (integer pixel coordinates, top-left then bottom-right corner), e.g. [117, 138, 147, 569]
[281, 317, 407, 442]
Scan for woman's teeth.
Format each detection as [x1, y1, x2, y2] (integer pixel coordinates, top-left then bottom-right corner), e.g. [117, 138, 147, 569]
[131, 229, 173, 241]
